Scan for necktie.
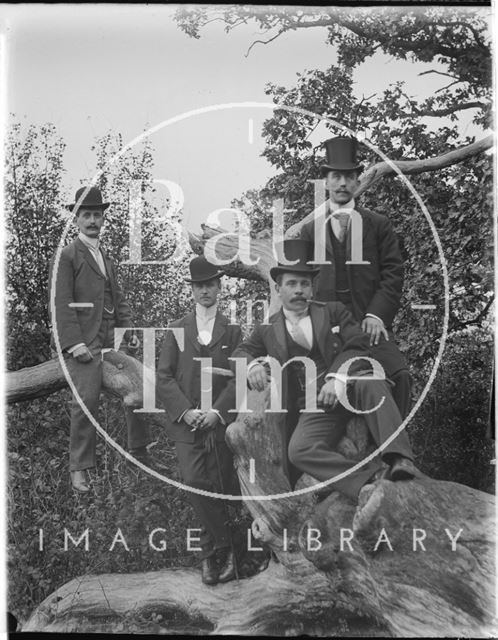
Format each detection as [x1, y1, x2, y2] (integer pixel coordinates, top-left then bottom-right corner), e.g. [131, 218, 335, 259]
[88, 242, 107, 277]
[333, 213, 350, 243]
[288, 318, 312, 351]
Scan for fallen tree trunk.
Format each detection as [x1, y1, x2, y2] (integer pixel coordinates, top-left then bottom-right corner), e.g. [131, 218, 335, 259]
[22, 374, 496, 636]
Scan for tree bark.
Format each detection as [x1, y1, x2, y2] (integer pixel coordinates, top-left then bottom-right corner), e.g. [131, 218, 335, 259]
[20, 366, 496, 636]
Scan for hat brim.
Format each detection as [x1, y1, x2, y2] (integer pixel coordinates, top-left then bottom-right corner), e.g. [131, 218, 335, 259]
[320, 163, 363, 177]
[185, 271, 225, 283]
[67, 202, 111, 212]
[270, 265, 320, 282]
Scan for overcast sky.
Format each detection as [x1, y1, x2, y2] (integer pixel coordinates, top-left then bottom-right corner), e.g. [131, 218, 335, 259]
[2, 4, 486, 231]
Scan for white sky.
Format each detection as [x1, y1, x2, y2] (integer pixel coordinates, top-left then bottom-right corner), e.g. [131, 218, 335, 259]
[2, 4, 487, 230]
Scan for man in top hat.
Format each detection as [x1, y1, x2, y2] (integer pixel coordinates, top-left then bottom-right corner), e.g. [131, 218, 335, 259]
[50, 185, 150, 493]
[232, 239, 418, 501]
[298, 136, 411, 419]
[156, 256, 242, 586]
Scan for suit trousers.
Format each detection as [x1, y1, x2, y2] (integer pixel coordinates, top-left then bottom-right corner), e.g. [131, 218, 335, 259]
[340, 302, 412, 419]
[65, 317, 150, 471]
[288, 378, 413, 501]
[174, 431, 234, 558]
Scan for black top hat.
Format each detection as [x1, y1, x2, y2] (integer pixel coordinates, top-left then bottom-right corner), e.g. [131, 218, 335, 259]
[270, 239, 320, 282]
[320, 136, 363, 177]
[67, 186, 110, 212]
[185, 255, 225, 283]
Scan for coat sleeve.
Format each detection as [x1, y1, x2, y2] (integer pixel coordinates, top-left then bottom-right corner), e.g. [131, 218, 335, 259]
[50, 249, 85, 352]
[110, 262, 134, 330]
[366, 216, 404, 327]
[156, 327, 193, 423]
[230, 324, 268, 363]
[212, 325, 243, 423]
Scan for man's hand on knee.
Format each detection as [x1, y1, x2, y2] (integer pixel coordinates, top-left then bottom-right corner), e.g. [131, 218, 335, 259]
[318, 378, 346, 409]
[73, 345, 93, 363]
[361, 316, 389, 346]
[247, 364, 269, 391]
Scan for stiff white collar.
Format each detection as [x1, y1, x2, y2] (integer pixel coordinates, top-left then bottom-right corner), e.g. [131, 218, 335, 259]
[195, 303, 217, 320]
[328, 198, 355, 214]
[78, 232, 100, 250]
[282, 306, 310, 324]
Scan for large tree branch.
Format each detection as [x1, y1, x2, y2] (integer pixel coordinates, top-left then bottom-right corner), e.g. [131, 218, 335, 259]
[400, 91, 486, 117]
[286, 135, 493, 238]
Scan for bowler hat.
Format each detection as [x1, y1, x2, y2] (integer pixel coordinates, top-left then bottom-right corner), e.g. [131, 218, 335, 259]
[270, 239, 320, 282]
[185, 255, 225, 283]
[320, 136, 363, 177]
[67, 186, 110, 212]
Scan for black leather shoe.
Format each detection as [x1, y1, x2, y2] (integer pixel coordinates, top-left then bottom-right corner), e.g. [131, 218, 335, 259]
[217, 549, 237, 584]
[390, 457, 420, 481]
[129, 446, 150, 465]
[201, 556, 219, 586]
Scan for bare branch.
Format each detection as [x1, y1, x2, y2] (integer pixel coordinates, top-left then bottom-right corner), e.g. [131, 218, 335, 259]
[400, 91, 485, 118]
[418, 70, 460, 81]
[449, 295, 494, 332]
[245, 30, 286, 57]
[434, 80, 462, 94]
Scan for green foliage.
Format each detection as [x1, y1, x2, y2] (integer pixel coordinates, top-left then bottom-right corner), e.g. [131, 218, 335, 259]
[6, 121, 66, 368]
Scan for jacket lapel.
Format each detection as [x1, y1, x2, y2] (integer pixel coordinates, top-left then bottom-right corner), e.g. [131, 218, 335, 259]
[345, 206, 371, 262]
[209, 312, 228, 348]
[184, 312, 201, 353]
[271, 310, 289, 363]
[309, 303, 331, 364]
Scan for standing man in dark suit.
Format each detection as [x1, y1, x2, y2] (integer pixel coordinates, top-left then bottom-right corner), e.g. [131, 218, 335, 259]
[298, 137, 411, 418]
[50, 186, 150, 494]
[156, 256, 242, 586]
[233, 240, 417, 502]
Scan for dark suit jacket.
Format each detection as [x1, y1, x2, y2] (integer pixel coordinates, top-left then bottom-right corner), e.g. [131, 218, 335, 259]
[231, 301, 373, 478]
[156, 311, 242, 443]
[299, 205, 404, 328]
[49, 238, 133, 351]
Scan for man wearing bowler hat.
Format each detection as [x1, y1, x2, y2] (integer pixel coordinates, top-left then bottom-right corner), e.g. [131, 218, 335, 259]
[50, 185, 150, 494]
[298, 136, 411, 419]
[232, 239, 418, 501]
[156, 256, 242, 586]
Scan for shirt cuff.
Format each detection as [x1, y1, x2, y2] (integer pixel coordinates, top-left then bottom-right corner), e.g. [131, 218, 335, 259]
[365, 313, 384, 325]
[325, 373, 348, 384]
[67, 343, 86, 355]
[247, 358, 268, 374]
[211, 410, 225, 426]
[177, 409, 190, 423]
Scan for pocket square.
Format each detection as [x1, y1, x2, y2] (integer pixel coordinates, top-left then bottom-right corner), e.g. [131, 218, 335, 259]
[331, 326, 340, 334]
[222, 345, 229, 349]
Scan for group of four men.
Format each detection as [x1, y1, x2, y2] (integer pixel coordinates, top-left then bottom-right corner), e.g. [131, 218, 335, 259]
[51, 136, 419, 587]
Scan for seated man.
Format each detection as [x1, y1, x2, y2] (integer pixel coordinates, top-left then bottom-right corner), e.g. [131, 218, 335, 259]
[156, 256, 242, 586]
[232, 239, 418, 503]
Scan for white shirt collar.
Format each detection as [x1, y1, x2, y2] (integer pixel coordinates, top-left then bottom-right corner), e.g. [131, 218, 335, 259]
[78, 232, 100, 249]
[196, 303, 217, 320]
[329, 198, 355, 214]
[282, 305, 309, 323]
